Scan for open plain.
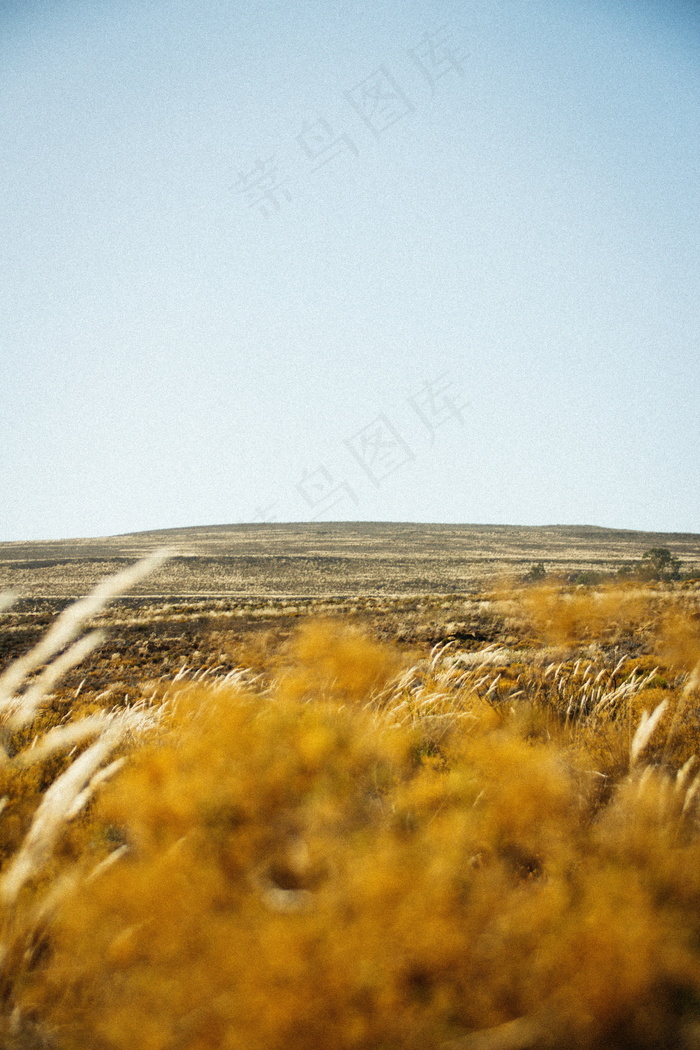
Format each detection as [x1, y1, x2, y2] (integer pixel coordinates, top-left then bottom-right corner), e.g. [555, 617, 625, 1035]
[1, 521, 698, 702]
[2, 521, 700, 597]
[2, 523, 700, 1050]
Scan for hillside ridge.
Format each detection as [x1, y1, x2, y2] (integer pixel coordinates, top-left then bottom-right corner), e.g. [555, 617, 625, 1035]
[2, 522, 698, 597]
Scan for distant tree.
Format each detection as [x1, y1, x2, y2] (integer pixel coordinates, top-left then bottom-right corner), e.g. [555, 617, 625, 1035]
[638, 548, 682, 582]
[524, 562, 546, 583]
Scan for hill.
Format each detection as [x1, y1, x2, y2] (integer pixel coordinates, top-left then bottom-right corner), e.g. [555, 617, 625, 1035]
[1, 522, 699, 597]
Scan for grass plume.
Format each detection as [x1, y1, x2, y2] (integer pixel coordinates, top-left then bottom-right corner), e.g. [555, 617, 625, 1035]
[1, 575, 700, 1047]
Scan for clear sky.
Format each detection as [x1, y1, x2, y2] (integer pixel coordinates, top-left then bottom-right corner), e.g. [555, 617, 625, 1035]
[1, 0, 698, 542]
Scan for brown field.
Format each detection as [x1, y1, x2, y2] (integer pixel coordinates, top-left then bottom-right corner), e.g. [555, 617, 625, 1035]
[2, 521, 700, 597]
[1, 521, 697, 712]
[2, 524, 700, 1050]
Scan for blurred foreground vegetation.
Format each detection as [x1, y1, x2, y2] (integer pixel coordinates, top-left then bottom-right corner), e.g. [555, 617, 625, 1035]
[1, 564, 700, 1049]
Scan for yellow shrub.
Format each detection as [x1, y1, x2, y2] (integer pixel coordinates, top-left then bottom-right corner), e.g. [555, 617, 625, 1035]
[10, 581, 700, 1050]
[276, 619, 405, 704]
[519, 584, 650, 646]
[24, 673, 700, 1050]
[655, 610, 700, 676]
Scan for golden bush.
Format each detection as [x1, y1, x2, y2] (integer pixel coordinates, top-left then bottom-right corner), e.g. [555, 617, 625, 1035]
[3, 574, 700, 1048]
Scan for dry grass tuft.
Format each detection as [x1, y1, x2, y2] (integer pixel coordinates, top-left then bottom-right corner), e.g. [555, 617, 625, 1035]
[0, 553, 171, 1046]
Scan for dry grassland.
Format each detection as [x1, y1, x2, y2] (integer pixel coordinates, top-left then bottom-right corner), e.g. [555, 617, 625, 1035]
[2, 522, 700, 597]
[1, 524, 700, 1049]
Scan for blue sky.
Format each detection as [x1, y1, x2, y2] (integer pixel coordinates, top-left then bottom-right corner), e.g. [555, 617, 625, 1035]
[1, 0, 698, 541]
